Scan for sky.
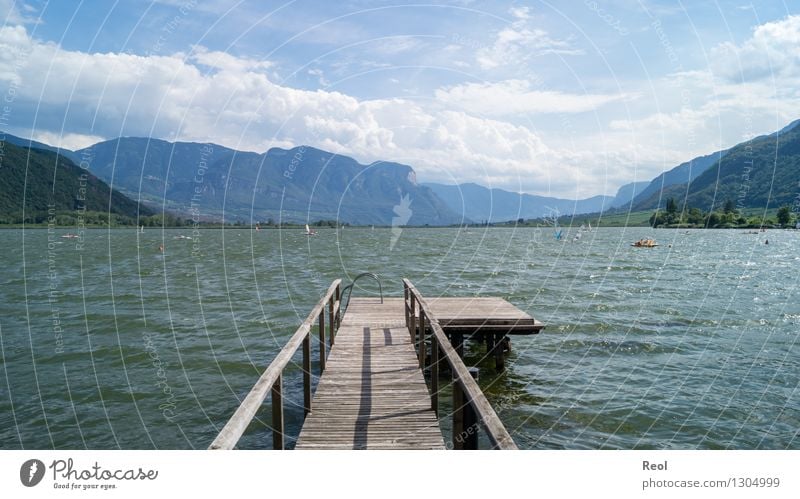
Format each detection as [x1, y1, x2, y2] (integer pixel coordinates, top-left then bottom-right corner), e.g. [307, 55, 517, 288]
[1, 0, 798, 199]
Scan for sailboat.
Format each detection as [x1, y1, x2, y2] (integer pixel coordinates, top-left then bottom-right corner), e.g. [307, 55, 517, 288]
[140, 225, 145, 233]
[305, 224, 317, 236]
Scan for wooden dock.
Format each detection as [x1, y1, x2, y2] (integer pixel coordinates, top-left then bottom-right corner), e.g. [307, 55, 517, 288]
[296, 298, 444, 449]
[209, 278, 540, 451]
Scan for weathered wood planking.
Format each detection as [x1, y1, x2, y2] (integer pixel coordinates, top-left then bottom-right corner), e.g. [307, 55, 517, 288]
[295, 298, 445, 450]
[425, 297, 545, 334]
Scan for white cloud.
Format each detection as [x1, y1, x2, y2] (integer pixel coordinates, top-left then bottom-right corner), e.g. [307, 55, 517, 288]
[0, 25, 592, 196]
[190, 46, 273, 73]
[435, 79, 627, 116]
[475, 8, 582, 70]
[31, 131, 105, 150]
[508, 6, 532, 21]
[710, 15, 800, 82]
[0, 0, 38, 24]
[307, 68, 330, 87]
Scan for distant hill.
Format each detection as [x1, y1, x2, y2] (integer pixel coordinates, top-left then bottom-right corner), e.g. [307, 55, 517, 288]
[423, 182, 613, 222]
[610, 181, 649, 209]
[77, 138, 463, 225]
[680, 120, 800, 211]
[0, 141, 150, 223]
[626, 119, 800, 213]
[630, 149, 728, 210]
[0, 132, 74, 159]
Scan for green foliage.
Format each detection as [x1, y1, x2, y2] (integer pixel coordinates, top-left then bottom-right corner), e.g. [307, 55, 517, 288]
[665, 197, 678, 214]
[0, 141, 151, 225]
[648, 200, 782, 229]
[687, 207, 704, 224]
[723, 199, 736, 214]
[776, 205, 792, 226]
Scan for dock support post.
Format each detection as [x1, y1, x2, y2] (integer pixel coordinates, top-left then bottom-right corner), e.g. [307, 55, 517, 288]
[272, 373, 284, 450]
[302, 335, 311, 417]
[454, 332, 464, 358]
[492, 333, 506, 371]
[319, 312, 326, 372]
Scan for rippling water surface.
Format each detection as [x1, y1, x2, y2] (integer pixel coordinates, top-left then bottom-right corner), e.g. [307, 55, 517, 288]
[1, 227, 798, 449]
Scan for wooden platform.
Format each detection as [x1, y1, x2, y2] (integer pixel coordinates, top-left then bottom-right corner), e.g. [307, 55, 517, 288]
[425, 297, 544, 335]
[295, 298, 445, 450]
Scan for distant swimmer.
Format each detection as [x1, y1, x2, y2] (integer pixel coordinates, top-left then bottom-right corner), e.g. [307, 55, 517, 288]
[765, 239, 769, 245]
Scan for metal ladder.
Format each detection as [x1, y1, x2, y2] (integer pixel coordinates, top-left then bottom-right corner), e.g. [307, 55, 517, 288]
[339, 272, 383, 318]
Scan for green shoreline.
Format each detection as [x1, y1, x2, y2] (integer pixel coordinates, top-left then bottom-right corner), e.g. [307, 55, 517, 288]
[1, 206, 791, 230]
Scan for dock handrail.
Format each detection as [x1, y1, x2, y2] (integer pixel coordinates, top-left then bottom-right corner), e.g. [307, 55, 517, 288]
[403, 279, 518, 450]
[209, 279, 342, 450]
[339, 272, 383, 318]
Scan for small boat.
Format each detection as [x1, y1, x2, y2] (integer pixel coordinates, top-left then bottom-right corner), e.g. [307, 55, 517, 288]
[305, 224, 317, 236]
[61, 233, 79, 239]
[173, 235, 192, 240]
[631, 239, 658, 248]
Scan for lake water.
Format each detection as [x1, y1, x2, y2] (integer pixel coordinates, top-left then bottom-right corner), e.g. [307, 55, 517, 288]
[0, 227, 798, 449]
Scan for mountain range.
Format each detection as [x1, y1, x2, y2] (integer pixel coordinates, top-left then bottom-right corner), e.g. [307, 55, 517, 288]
[626, 118, 800, 212]
[423, 182, 617, 222]
[74, 139, 462, 225]
[2, 117, 799, 226]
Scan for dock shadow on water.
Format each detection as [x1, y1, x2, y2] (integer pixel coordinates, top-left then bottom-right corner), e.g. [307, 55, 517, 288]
[0, 227, 798, 449]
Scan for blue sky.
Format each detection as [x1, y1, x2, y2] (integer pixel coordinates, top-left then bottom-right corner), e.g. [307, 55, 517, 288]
[1, 0, 798, 198]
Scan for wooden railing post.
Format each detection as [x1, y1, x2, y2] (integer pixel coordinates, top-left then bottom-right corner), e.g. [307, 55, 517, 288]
[272, 373, 284, 450]
[452, 378, 465, 450]
[419, 310, 427, 369]
[319, 308, 326, 372]
[403, 285, 409, 328]
[302, 334, 311, 417]
[409, 293, 417, 343]
[463, 402, 478, 450]
[431, 335, 439, 416]
[334, 284, 341, 329]
[328, 297, 335, 347]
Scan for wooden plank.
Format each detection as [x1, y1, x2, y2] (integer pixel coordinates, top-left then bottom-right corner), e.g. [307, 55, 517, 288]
[296, 297, 445, 450]
[422, 297, 546, 334]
